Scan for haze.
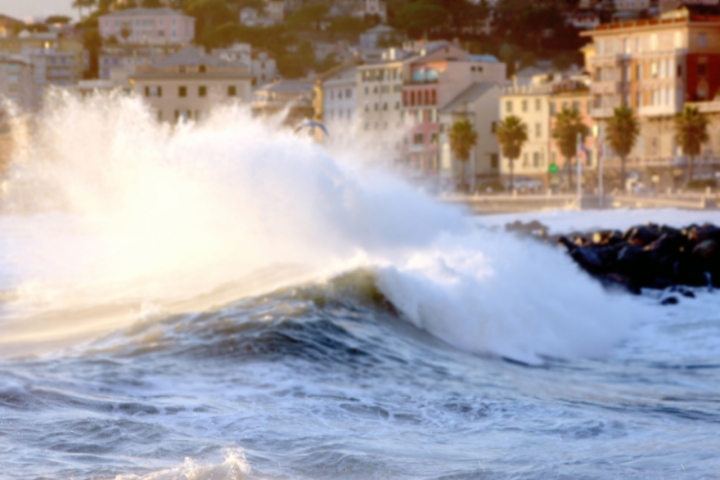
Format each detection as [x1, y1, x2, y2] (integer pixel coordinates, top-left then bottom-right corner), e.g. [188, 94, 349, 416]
[0, 0, 74, 21]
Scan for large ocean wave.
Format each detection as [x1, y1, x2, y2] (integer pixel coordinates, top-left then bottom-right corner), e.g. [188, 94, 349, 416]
[1, 92, 636, 363]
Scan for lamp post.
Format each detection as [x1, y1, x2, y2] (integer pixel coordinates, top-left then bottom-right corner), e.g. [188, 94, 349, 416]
[593, 124, 603, 208]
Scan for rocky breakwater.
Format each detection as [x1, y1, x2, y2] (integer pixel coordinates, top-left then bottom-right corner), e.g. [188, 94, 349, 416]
[505, 220, 720, 302]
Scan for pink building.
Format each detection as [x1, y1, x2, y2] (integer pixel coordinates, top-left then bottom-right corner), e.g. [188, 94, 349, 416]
[99, 8, 195, 46]
[401, 42, 506, 175]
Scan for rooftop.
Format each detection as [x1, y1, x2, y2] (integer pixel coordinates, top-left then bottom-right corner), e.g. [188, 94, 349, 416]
[100, 8, 192, 18]
[440, 82, 498, 114]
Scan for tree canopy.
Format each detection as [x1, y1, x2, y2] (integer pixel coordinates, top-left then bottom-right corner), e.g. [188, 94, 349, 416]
[605, 105, 639, 187]
[552, 106, 589, 188]
[394, 1, 450, 39]
[675, 105, 709, 183]
[495, 115, 528, 191]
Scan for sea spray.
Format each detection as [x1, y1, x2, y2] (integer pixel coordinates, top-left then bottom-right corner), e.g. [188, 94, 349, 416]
[0, 92, 635, 361]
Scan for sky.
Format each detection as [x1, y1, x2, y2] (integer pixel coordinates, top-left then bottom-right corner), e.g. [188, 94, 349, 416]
[0, 0, 76, 22]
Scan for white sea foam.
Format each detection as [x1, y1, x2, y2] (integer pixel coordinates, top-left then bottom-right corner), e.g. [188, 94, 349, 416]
[0, 92, 638, 361]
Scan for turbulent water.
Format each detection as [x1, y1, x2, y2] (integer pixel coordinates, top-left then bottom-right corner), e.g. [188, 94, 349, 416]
[0, 94, 719, 479]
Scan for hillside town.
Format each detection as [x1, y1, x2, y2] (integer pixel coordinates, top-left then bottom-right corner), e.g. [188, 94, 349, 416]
[0, 0, 720, 194]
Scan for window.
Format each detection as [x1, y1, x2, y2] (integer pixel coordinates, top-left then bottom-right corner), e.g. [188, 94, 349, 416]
[490, 154, 499, 169]
[228, 85, 237, 97]
[346, 88, 352, 97]
[199, 65, 206, 73]
[413, 133, 424, 144]
[374, 103, 379, 111]
[535, 98, 541, 111]
[698, 60, 707, 76]
[491, 121, 497, 133]
[505, 100, 513, 113]
[550, 102, 556, 115]
[383, 102, 388, 110]
[145, 85, 162, 97]
[533, 152, 540, 167]
[199, 86, 207, 97]
[522, 99, 528, 112]
[522, 152, 529, 167]
[535, 123, 541, 138]
[431, 132, 438, 143]
[178, 65, 186, 73]
[677, 64, 683, 78]
[179, 86, 187, 97]
[572, 101, 579, 112]
[698, 33, 708, 49]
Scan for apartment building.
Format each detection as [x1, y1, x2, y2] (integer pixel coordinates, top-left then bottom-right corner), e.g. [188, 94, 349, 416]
[582, 4, 720, 182]
[356, 48, 413, 158]
[99, 44, 181, 86]
[0, 54, 36, 111]
[438, 83, 503, 189]
[315, 63, 358, 148]
[500, 77, 555, 183]
[401, 43, 506, 175]
[548, 79, 599, 189]
[129, 47, 252, 123]
[0, 31, 85, 80]
[99, 8, 195, 46]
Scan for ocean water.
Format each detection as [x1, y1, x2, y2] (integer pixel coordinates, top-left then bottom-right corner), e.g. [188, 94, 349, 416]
[0, 94, 718, 479]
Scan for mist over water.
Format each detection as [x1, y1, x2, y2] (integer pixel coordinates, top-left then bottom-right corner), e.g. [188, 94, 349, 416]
[0, 94, 718, 479]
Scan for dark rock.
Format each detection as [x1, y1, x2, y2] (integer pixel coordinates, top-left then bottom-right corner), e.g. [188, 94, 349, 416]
[505, 220, 548, 237]
[625, 225, 662, 247]
[660, 296, 679, 305]
[692, 239, 718, 263]
[592, 230, 622, 246]
[596, 273, 641, 295]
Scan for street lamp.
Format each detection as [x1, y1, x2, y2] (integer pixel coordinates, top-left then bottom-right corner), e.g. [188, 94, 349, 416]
[592, 124, 603, 208]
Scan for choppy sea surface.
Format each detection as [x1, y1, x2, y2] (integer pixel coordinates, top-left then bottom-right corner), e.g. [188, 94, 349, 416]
[1, 266, 719, 479]
[1, 95, 719, 479]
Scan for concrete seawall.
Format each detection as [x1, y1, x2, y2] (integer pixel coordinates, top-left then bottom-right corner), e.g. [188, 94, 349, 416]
[442, 192, 719, 214]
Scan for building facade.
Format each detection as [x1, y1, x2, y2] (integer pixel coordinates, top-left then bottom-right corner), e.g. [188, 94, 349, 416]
[99, 44, 181, 86]
[438, 83, 503, 189]
[129, 47, 252, 123]
[99, 8, 195, 46]
[315, 63, 358, 148]
[401, 43, 506, 176]
[582, 4, 720, 185]
[0, 54, 36, 111]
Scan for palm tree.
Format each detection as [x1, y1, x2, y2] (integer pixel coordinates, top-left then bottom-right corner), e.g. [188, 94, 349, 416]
[605, 105, 640, 190]
[552, 107, 589, 190]
[448, 119, 479, 192]
[72, 0, 97, 19]
[675, 105, 709, 185]
[495, 115, 528, 192]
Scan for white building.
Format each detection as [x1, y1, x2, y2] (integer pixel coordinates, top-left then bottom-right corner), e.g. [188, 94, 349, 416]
[129, 47, 252, 123]
[0, 54, 36, 111]
[99, 8, 195, 46]
[212, 44, 278, 87]
[318, 63, 358, 148]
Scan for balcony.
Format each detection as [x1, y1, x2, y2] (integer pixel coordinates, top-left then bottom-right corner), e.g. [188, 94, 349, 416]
[591, 81, 624, 95]
[689, 100, 720, 114]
